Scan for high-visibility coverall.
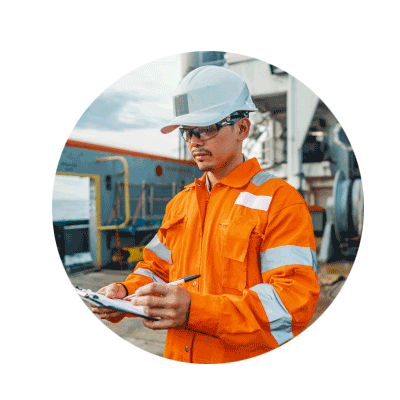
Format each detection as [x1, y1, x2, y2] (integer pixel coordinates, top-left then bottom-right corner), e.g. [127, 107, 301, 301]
[116, 158, 320, 364]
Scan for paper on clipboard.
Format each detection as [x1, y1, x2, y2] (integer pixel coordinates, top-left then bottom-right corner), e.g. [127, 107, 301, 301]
[75, 286, 158, 321]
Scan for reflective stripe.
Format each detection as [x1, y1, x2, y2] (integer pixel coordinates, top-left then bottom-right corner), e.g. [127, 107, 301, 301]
[250, 283, 293, 345]
[261, 245, 318, 274]
[134, 268, 167, 284]
[234, 192, 272, 212]
[145, 234, 172, 264]
[251, 171, 278, 186]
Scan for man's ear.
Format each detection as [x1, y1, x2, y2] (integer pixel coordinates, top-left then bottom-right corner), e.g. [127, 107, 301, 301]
[237, 118, 251, 142]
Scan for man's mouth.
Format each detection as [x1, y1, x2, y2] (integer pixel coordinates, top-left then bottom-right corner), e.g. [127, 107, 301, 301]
[192, 151, 211, 158]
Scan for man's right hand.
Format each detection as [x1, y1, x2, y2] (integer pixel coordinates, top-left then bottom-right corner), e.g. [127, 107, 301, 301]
[90, 283, 128, 323]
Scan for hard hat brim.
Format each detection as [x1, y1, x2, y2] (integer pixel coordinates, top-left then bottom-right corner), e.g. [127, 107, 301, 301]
[161, 65, 258, 134]
[161, 124, 180, 134]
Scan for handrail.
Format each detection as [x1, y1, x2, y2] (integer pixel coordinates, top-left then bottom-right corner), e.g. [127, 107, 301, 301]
[96, 156, 130, 231]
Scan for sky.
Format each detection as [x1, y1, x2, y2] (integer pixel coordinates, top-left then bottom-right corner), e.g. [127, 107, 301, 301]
[52, 175, 90, 200]
[69, 53, 182, 157]
[54, 54, 183, 200]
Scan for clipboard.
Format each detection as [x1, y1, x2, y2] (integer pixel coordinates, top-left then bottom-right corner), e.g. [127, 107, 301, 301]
[75, 286, 158, 321]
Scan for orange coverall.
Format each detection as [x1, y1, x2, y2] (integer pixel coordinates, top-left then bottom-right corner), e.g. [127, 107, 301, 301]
[117, 157, 320, 363]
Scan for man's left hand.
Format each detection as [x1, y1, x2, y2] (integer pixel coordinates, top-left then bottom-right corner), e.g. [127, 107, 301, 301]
[132, 283, 191, 330]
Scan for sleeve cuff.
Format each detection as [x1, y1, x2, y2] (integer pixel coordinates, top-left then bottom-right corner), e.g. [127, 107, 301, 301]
[115, 275, 153, 296]
[108, 276, 153, 324]
[186, 291, 221, 337]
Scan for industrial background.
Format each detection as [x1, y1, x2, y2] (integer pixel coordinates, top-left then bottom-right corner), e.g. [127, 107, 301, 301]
[53, 51, 363, 357]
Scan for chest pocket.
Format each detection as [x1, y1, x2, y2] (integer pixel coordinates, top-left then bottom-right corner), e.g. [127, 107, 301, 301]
[159, 214, 186, 268]
[218, 219, 262, 293]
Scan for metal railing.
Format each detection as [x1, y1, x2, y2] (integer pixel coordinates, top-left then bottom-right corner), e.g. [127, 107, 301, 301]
[126, 181, 182, 223]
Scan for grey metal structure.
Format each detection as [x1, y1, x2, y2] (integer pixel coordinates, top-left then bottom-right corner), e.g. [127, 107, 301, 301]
[55, 140, 202, 269]
[318, 126, 363, 262]
[179, 51, 363, 262]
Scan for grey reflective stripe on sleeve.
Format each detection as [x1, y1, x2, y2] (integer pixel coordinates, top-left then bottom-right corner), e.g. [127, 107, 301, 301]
[145, 234, 172, 264]
[250, 283, 293, 345]
[261, 245, 318, 274]
[134, 268, 167, 284]
[251, 171, 278, 186]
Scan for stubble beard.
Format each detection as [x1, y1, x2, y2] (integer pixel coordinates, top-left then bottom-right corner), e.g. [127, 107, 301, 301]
[196, 160, 213, 172]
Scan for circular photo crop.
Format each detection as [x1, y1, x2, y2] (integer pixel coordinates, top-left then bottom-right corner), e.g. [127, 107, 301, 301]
[52, 51, 363, 364]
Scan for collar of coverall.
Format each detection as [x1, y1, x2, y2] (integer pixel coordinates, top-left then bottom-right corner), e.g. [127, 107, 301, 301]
[184, 156, 262, 190]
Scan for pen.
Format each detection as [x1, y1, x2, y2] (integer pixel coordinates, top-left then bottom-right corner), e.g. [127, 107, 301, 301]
[124, 274, 201, 300]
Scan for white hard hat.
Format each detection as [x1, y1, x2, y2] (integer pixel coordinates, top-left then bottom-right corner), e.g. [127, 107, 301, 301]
[161, 65, 258, 134]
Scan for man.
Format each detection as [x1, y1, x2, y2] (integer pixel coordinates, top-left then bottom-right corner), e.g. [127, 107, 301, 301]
[91, 66, 320, 363]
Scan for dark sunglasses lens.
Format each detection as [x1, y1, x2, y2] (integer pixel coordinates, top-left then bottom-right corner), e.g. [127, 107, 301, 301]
[180, 128, 200, 141]
[206, 125, 218, 134]
[193, 130, 201, 139]
[180, 125, 220, 141]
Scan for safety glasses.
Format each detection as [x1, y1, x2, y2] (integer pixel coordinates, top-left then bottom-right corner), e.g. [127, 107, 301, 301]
[179, 112, 247, 143]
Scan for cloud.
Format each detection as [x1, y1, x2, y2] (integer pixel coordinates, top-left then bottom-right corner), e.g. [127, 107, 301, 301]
[75, 91, 172, 131]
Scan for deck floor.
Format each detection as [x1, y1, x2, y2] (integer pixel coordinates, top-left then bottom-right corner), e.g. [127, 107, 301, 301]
[68, 255, 353, 359]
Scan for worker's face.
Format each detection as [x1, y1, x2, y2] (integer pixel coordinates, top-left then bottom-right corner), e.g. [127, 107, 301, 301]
[186, 118, 250, 174]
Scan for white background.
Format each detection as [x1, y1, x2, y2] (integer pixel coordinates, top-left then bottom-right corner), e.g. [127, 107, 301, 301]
[2, 1, 399, 399]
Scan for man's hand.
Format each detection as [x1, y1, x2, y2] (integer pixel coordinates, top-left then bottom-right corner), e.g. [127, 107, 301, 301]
[90, 283, 127, 323]
[132, 283, 191, 330]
